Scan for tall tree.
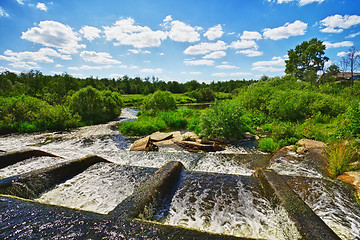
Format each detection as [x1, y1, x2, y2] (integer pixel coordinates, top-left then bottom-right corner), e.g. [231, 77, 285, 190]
[285, 38, 329, 82]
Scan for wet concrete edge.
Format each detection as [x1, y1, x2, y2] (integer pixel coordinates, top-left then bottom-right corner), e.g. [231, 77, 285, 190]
[0, 155, 110, 199]
[0, 148, 60, 168]
[256, 169, 341, 240]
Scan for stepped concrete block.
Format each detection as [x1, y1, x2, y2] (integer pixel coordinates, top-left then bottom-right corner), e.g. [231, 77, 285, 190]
[0, 148, 60, 169]
[0, 155, 110, 199]
[256, 169, 341, 240]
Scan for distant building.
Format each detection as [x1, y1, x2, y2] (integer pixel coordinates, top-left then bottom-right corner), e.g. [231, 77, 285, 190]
[318, 72, 360, 83]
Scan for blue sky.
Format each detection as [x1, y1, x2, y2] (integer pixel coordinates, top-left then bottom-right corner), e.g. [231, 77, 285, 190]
[0, 0, 359, 82]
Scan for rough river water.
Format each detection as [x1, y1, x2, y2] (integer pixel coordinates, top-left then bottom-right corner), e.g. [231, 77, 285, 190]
[0, 108, 359, 240]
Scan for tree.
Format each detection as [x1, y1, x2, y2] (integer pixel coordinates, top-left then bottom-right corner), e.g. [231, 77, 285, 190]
[285, 38, 329, 82]
[341, 46, 360, 80]
[322, 64, 340, 83]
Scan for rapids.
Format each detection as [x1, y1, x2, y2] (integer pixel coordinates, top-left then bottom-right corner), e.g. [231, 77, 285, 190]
[0, 108, 359, 240]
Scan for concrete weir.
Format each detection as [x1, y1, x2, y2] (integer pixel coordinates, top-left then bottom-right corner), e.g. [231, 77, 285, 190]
[0, 155, 110, 199]
[0, 149, 343, 239]
[0, 148, 59, 168]
[256, 169, 341, 240]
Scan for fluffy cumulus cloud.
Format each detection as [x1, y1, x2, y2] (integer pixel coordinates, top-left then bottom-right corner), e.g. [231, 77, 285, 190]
[184, 59, 214, 66]
[236, 49, 263, 57]
[184, 40, 228, 55]
[268, 0, 324, 6]
[204, 24, 223, 41]
[230, 40, 257, 49]
[263, 20, 307, 40]
[320, 14, 360, 33]
[37, 3, 48, 11]
[240, 31, 262, 40]
[252, 56, 286, 72]
[167, 20, 201, 42]
[203, 51, 226, 59]
[21, 21, 85, 54]
[104, 17, 167, 48]
[79, 26, 101, 41]
[0, 48, 71, 69]
[128, 49, 151, 54]
[324, 41, 353, 49]
[80, 51, 121, 65]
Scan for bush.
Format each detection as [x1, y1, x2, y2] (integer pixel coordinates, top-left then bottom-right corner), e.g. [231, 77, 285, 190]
[346, 103, 360, 137]
[119, 117, 167, 136]
[143, 90, 177, 111]
[199, 99, 252, 141]
[258, 138, 278, 153]
[0, 95, 80, 133]
[325, 141, 359, 177]
[69, 86, 122, 124]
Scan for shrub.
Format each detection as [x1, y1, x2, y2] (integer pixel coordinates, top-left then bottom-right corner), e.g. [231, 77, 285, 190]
[199, 99, 252, 141]
[346, 103, 360, 137]
[69, 86, 122, 124]
[119, 117, 167, 136]
[143, 90, 177, 111]
[325, 141, 359, 177]
[258, 138, 278, 153]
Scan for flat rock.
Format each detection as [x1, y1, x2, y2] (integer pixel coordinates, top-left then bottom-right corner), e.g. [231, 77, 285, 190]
[337, 171, 360, 200]
[130, 136, 157, 151]
[297, 139, 326, 150]
[149, 132, 173, 142]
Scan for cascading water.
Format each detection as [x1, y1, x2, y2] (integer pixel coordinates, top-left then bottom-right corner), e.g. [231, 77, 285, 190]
[0, 108, 359, 239]
[36, 162, 157, 214]
[153, 171, 301, 240]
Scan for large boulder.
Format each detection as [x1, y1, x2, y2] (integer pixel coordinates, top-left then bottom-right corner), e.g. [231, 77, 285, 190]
[337, 171, 360, 201]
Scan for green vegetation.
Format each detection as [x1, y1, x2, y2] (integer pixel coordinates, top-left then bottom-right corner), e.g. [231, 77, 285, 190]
[325, 141, 359, 177]
[119, 109, 201, 136]
[258, 138, 278, 153]
[143, 90, 177, 111]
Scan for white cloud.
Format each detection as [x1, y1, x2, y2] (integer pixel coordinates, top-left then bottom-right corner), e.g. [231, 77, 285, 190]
[79, 26, 101, 41]
[160, 53, 165, 55]
[140, 68, 163, 74]
[128, 49, 151, 54]
[320, 15, 360, 33]
[0, 7, 9, 17]
[68, 65, 113, 71]
[230, 40, 257, 49]
[240, 31, 262, 40]
[263, 20, 307, 40]
[216, 64, 239, 69]
[252, 56, 286, 72]
[37, 3, 47, 11]
[324, 41, 353, 49]
[163, 15, 173, 23]
[16, 0, 25, 4]
[212, 72, 251, 77]
[184, 40, 228, 55]
[236, 49, 263, 57]
[80, 51, 121, 65]
[168, 20, 200, 42]
[337, 51, 347, 57]
[204, 24, 223, 41]
[268, 0, 324, 6]
[203, 51, 226, 59]
[184, 59, 214, 66]
[190, 71, 202, 75]
[104, 17, 167, 48]
[55, 64, 62, 67]
[21, 21, 85, 54]
[0, 48, 71, 70]
[346, 31, 360, 39]
[110, 73, 123, 79]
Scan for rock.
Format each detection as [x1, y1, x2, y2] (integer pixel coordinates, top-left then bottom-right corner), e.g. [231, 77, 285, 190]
[149, 132, 173, 142]
[182, 132, 199, 142]
[130, 136, 158, 151]
[297, 139, 326, 150]
[337, 171, 360, 201]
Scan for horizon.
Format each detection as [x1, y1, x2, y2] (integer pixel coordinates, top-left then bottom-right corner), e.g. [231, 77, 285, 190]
[0, 0, 359, 83]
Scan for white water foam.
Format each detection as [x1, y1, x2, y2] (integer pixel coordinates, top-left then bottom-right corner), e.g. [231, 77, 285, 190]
[0, 156, 68, 179]
[163, 180, 301, 240]
[36, 162, 148, 214]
